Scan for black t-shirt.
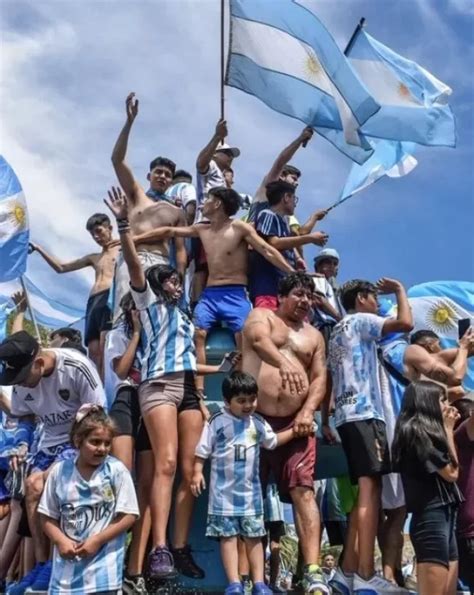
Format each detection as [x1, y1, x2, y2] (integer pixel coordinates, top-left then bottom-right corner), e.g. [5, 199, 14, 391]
[398, 442, 463, 513]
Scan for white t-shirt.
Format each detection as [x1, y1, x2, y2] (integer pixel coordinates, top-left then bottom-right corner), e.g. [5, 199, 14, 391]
[38, 456, 139, 594]
[195, 160, 225, 222]
[166, 182, 197, 209]
[328, 313, 386, 427]
[11, 349, 105, 450]
[195, 408, 278, 517]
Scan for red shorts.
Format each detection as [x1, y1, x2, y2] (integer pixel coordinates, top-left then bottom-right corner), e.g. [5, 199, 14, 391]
[254, 295, 278, 311]
[259, 413, 316, 503]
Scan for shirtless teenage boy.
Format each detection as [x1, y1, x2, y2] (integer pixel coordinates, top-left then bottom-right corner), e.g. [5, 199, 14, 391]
[242, 272, 329, 595]
[111, 92, 186, 316]
[30, 213, 118, 367]
[122, 185, 295, 394]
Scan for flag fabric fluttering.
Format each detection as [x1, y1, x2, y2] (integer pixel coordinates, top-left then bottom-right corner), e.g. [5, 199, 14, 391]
[226, 0, 380, 164]
[0, 156, 30, 282]
[408, 281, 474, 391]
[226, 1, 456, 167]
[0, 276, 85, 331]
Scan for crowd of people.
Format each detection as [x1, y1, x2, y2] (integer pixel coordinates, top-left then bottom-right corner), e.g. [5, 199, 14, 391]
[0, 93, 472, 595]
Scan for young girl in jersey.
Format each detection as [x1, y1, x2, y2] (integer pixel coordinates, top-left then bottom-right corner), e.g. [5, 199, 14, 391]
[392, 381, 463, 595]
[38, 405, 139, 595]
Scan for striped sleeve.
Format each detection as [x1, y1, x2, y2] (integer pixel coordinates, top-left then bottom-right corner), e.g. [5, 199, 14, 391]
[256, 210, 279, 238]
[64, 357, 106, 408]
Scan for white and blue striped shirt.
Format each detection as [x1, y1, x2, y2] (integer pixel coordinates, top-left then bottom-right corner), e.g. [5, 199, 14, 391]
[196, 408, 278, 517]
[38, 456, 139, 594]
[131, 283, 196, 381]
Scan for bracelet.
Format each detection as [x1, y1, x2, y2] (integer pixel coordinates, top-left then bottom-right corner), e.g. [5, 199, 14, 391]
[118, 226, 130, 234]
[116, 218, 129, 225]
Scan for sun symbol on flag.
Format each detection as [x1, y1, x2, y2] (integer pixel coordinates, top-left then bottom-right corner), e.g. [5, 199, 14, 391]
[0, 201, 27, 237]
[425, 300, 457, 334]
[304, 50, 322, 80]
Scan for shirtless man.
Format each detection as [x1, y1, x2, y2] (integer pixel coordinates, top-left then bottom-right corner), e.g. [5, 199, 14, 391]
[242, 272, 329, 595]
[30, 213, 118, 367]
[122, 185, 295, 394]
[111, 92, 186, 317]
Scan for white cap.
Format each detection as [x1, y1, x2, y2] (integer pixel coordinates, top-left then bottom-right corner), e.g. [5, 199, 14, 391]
[215, 142, 240, 158]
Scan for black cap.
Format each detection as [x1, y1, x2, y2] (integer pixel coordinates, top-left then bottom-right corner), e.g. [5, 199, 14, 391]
[0, 331, 39, 386]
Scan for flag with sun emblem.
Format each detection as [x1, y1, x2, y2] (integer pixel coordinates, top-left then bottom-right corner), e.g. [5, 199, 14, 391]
[408, 281, 474, 390]
[0, 156, 29, 282]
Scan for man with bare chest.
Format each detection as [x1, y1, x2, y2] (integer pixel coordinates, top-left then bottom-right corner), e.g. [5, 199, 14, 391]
[125, 186, 294, 392]
[30, 213, 118, 368]
[242, 272, 330, 595]
[111, 93, 186, 317]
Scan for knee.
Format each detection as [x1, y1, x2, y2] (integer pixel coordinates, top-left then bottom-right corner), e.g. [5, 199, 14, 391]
[291, 486, 315, 505]
[25, 473, 44, 502]
[154, 455, 177, 479]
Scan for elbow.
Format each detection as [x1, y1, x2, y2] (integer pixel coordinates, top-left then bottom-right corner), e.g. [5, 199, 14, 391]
[446, 375, 463, 387]
[398, 321, 414, 333]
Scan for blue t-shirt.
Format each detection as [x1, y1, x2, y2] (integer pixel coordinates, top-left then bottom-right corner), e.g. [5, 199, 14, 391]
[249, 208, 295, 299]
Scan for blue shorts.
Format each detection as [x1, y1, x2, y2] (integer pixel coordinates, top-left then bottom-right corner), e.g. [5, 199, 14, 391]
[193, 285, 252, 333]
[30, 443, 77, 473]
[206, 514, 266, 539]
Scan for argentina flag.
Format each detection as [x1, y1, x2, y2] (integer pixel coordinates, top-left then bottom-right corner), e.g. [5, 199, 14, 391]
[226, 0, 380, 164]
[408, 281, 474, 391]
[0, 156, 29, 282]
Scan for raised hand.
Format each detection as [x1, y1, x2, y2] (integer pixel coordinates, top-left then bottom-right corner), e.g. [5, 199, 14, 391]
[313, 209, 328, 221]
[376, 277, 403, 294]
[215, 118, 228, 140]
[126, 92, 139, 124]
[12, 291, 27, 313]
[104, 186, 129, 220]
[299, 126, 314, 147]
[460, 326, 474, 354]
[310, 231, 329, 246]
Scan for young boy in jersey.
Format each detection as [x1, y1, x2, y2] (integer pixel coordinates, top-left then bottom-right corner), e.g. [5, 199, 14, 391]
[30, 213, 119, 368]
[0, 331, 105, 593]
[190, 371, 298, 595]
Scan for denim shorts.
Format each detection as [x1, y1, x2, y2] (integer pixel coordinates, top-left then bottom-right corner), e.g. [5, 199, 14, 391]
[206, 514, 266, 539]
[410, 504, 458, 568]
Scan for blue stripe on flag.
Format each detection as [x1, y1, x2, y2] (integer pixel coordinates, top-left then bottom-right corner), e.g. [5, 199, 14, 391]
[23, 276, 85, 328]
[0, 230, 30, 282]
[0, 156, 22, 200]
[409, 281, 474, 314]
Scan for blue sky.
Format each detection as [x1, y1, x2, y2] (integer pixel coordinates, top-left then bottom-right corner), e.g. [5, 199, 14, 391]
[0, 0, 473, 315]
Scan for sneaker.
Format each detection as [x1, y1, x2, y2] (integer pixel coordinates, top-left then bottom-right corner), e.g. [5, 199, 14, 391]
[302, 564, 331, 595]
[354, 573, 410, 594]
[330, 567, 354, 595]
[225, 582, 245, 595]
[7, 563, 44, 595]
[269, 584, 287, 594]
[123, 573, 147, 594]
[252, 582, 272, 594]
[148, 546, 177, 579]
[25, 561, 52, 592]
[171, 544, 205, 579]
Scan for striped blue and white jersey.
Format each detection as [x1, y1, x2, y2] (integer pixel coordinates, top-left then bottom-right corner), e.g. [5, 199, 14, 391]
[38, 455, 139, 594]
[195, 408, 278, 517]
[10, 349, 105, 450]
[166, 182, 197, 208]
[131, 282, 196, 381]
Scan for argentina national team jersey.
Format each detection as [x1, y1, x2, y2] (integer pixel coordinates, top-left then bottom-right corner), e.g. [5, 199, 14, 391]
[38, 456, 139, 594]
[131, 282, 196, 381]
[195, 409, 278, 517]
[328, 313, 386, 427]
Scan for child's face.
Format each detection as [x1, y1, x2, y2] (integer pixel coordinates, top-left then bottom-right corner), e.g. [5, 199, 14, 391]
[79, 427, 112, 467]
[227, 393, 258, 419]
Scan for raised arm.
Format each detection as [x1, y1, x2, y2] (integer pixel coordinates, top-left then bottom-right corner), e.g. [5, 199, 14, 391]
[30, 242, 92, 274]
[104, 187, 145, 290]
[239, 221, 294, 273]
[377, 278, 414, 335]
[266, 230, 328, 251]
[11, 291, 27, 334]
[254, 127, 314, 202]
[196, 119, 227, 174]
[111, 93, 141, 202]
[298, 209, 329, 235]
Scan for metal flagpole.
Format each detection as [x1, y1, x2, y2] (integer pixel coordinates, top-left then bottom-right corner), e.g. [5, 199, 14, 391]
[220, 0, 226, 120]
[19, 275, 42, 344]
[325, 18, 367, 213]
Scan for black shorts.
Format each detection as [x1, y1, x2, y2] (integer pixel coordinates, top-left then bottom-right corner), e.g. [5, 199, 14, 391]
[109, 386, 151, 452]
[410, 504, 458, 568]
[324, 519, 348, 547]
[338, 419, 391, 484]
[265, 520, 286, 542]
[457, 535, 474, 590]
[85, 289, 112, 345]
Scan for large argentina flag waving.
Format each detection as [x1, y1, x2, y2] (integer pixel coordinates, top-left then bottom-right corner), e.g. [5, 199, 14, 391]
[0, 156, 29, 282]
[408, 281, 474, 391]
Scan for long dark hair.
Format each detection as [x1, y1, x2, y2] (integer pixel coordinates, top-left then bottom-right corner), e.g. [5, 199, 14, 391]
[392, 380, 455, 469]
[118, 292, 136, 338]
[146, 264, 183, 306]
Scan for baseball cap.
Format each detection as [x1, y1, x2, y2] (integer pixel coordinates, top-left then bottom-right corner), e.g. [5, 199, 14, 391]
[0, 331, 40, 385]
[215, 142, 240, 158]
[314, 248, 340, 266]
